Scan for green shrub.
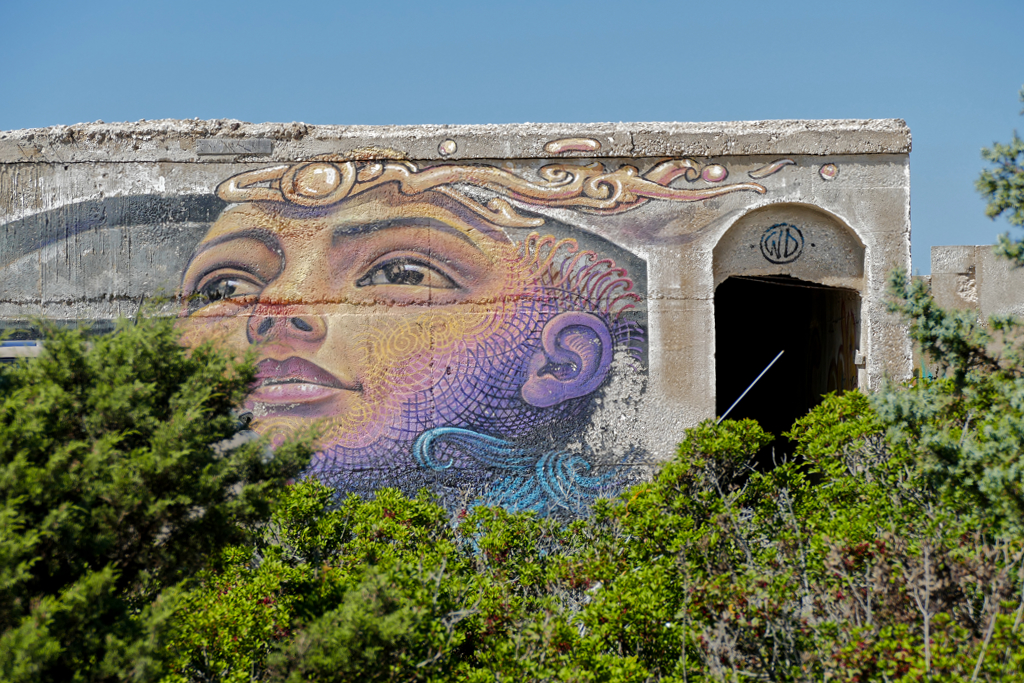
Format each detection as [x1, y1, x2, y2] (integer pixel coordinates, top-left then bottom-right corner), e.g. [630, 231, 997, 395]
[0, 316, 312, 682]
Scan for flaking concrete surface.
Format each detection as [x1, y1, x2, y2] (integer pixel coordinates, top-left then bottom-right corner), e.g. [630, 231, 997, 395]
[0, 118, 910, 164]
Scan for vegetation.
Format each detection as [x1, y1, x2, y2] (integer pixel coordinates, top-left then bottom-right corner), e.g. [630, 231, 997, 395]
[6, 319, 1024, 681]
[153, 390, 1024, 682]
[0, 316, 312, 682]
[976, 86, 1024, 265]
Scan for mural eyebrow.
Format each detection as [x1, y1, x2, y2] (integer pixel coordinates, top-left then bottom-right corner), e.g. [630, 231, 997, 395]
[188, 228, 284, 260]
[332, 218, 488, 252]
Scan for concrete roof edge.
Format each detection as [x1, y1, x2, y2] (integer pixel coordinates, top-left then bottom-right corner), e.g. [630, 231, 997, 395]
[0, 118, 911, 163]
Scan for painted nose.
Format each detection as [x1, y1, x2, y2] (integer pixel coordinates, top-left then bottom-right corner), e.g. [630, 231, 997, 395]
[247, 312, 327, 345]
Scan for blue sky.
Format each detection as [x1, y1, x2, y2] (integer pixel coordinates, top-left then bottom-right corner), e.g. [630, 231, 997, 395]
[1, 0, 1021, 272]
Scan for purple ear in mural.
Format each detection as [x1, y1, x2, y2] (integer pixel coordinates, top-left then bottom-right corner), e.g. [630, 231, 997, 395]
[521, 312, 613, 409]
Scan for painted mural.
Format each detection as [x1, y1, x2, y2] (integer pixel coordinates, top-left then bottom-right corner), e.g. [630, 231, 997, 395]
[0, 140, 802, 514]
[173, 149, 774, 513]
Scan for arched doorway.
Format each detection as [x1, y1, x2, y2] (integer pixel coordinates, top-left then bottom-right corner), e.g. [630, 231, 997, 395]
[712, 204, 865, 464]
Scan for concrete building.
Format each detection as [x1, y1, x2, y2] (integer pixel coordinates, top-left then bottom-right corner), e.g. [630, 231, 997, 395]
[0, 119, 913, 511]
[931, 245, 1024, 320]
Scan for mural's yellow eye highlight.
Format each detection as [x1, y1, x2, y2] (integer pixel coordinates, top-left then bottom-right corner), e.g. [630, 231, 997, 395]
[356, 258, 458, 289]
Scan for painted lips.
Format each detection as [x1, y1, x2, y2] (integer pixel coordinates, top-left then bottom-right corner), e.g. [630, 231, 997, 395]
[250, 356, 350, 404]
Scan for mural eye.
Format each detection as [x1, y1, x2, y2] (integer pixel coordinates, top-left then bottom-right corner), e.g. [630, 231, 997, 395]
[356, 259, 458, 289]
[192, 275, 262, 308]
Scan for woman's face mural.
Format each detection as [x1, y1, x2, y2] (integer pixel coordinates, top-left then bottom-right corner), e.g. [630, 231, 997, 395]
[177, 155, 766, 512]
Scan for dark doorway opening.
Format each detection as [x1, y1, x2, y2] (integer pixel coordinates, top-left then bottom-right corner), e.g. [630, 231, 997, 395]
[714, 275, 860, 466]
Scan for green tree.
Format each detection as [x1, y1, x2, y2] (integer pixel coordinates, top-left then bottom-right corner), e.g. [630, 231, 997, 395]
[873, 85, 1024, 536]
[976, 85, 1024, 265]
[0, 315, 312, 682]
[878, 270, 1024, 533]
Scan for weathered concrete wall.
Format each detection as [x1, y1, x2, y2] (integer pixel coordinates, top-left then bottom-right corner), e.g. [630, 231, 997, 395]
[0, 119, 912, 513]
[931, 245, 1024, 320]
